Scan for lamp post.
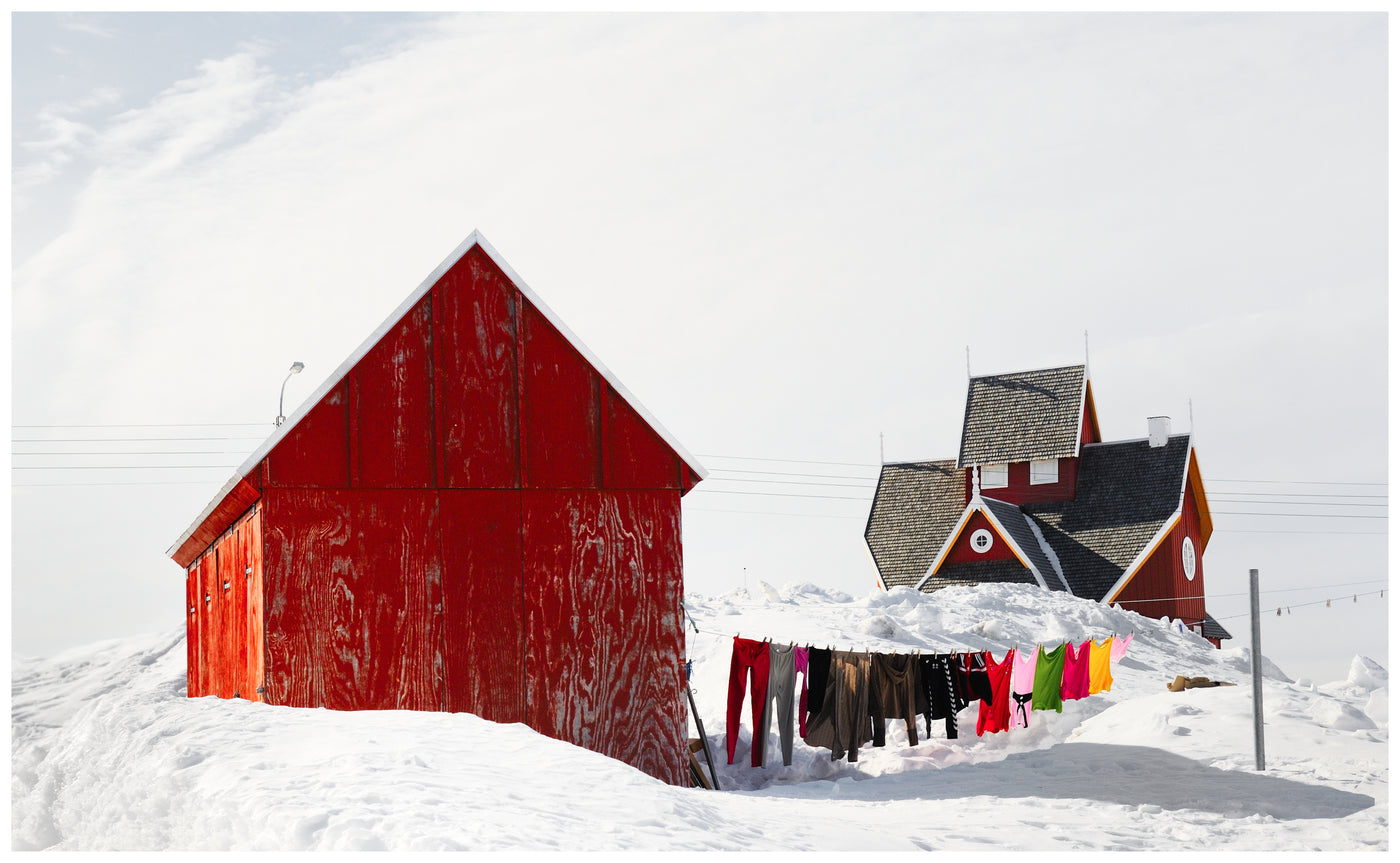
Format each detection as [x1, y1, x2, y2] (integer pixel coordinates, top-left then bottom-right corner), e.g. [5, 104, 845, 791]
[276, 362, 305, 427]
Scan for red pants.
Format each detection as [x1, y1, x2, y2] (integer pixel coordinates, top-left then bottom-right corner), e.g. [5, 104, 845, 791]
[726, 637, 770, 766]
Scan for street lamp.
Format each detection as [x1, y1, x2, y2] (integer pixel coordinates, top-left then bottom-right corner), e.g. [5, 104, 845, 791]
[276, 362, 305, 427]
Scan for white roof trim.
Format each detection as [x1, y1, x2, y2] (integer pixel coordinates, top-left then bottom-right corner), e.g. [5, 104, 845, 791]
[167, 230, 707, 558]
[979, 501, 1048, 591]
[912, 494, 1048, 592]
[913, 499, 979, 592]
[1073, 372, 1089, 457]
[1023, 512, 1071, 592]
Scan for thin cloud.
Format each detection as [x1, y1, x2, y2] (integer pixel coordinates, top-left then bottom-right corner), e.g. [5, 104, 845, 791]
[56, 12, 115, 39]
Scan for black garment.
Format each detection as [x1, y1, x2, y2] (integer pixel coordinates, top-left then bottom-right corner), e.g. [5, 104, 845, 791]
[805, 647, 833, 722]
[917, 653, 968, 740]
[1012, 691, 1034, 727]
[956, 651, 995, 706]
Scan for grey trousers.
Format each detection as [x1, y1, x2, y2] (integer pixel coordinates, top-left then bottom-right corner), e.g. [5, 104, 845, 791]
[759, 642, 797, 766]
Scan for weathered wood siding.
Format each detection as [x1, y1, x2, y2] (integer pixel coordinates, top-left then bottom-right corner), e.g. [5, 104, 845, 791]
[523, 491, 684, 783]
[186, 504, 263, 700]
[187, 243, 692, 785]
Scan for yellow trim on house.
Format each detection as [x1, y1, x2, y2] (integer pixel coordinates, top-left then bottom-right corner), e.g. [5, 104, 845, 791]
[1187, 448, 1213, 547]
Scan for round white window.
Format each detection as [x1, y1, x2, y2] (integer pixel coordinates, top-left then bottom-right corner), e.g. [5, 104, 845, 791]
[1182, 536, 1197, 581]
[970, 529, 994, 554]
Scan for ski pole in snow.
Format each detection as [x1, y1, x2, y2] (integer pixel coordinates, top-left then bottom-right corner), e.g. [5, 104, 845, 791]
[1249, 568, 1266, 771]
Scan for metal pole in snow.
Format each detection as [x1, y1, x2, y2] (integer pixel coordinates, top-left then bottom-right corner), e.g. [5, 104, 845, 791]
[1249, 568, 1266, 771]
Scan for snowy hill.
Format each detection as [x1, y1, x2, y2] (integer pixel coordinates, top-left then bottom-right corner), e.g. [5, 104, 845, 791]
[11, 583, 1388, 851]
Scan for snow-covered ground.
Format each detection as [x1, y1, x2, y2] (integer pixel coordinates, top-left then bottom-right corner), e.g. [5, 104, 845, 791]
[11, 583, 1388, 851]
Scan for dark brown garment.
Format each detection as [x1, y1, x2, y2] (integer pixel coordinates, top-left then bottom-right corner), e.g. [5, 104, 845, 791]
[868, 652, 920, 747]
[802, 650, 872, 762]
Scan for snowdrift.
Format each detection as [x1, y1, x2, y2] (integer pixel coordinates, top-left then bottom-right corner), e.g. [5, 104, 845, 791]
[11, 583, 1387, 851]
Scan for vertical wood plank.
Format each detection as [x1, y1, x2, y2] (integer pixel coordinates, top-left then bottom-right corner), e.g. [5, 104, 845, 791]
[261, 489, 343, 708]
[603, 384, 682, 490]
[439, 489, 525, 721]
[434, 246, 521, 489]
[523, 490, 686, 785]
[354, 295, 435, 489]
[265, 382, 350, 488]
[519, 303, 601, 490]
[246, 506, 266, 703]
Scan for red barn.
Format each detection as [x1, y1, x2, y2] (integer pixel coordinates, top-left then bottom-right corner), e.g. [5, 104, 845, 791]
[168, 232, 705, 784]
[865, 364, 1230, 647]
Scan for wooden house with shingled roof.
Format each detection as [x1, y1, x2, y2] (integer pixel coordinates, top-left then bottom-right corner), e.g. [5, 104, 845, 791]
[865, 364, 1231, 647]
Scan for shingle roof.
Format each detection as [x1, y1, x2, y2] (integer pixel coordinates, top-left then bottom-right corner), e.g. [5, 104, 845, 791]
[924, 558, 1037, 592]
[958, 365, 1086, 467]
[1200, 614, 1232, 641]
[1023, 435, 1192, 601]
[864, 460, 965, 589]
[980, 495, 1069, 591]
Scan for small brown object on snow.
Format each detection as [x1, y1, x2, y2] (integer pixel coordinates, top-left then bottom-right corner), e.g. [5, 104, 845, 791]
[1168, 675, 1237, 691]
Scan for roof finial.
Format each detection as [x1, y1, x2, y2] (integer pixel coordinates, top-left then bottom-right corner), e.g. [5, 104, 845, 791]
[966, 345, 972, 379]
[1189, 398, 1194, 433]
[879, 431, 885, 465]
[972, 464, 981, 496]
[1084, 330, 1090, 374]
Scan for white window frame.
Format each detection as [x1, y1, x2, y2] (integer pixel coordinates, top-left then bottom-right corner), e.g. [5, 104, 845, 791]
[1030, 458, 1059, 485]
[981, 463, 1008, 489]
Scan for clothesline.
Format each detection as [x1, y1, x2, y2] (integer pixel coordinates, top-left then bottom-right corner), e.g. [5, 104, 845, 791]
[722, 632, 1136, 769]
[687, 621, 1135, 658]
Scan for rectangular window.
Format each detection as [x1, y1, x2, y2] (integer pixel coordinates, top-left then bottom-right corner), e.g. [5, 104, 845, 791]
[1030, 458, 1059, 485]
[981, 463, 1008, 488]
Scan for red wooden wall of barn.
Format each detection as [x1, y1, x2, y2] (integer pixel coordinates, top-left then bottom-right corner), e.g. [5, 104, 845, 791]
[1111, 475, 1207, 625]
[189, 244, 691, 785]
[186, 504, 264, 701]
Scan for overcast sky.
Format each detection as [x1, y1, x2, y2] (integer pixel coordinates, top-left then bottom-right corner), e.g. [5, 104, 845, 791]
[10, 12, 1389, 684]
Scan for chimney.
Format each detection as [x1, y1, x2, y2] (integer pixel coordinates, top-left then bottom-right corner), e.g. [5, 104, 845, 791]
[1148, 416, 1171, 448]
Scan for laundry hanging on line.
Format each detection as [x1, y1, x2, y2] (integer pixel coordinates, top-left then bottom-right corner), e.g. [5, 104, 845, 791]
[724, 633, 1134, 766]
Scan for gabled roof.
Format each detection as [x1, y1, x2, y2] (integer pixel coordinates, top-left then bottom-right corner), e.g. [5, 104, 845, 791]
[1023, 435, 1193, 601]
[168, 230, 706, 560]
[864, 460, 964, 589]
[957, 364, 1087, 467]
[980, 496, 1070, 592]
[910, 494, 1069, 593]
[1200, 614, 1232, 641]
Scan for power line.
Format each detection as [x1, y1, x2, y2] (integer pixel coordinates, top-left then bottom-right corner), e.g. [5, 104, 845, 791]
[710, 467, 876, 481]
[1208, 478, 1387, 487]
[1215, 589, 1386, 623]
[11, 450, 254, 456]
[11, 423, 270, 429]
[698, 453, 878, 468]
[12, 436, 266, 443]
[1212, 511, 1387, 520]
[12, 465, 240, 470]
[1213, 498, 1387, 508]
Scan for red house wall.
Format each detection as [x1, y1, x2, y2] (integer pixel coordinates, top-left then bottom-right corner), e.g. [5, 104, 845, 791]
[943, 510, 1019, 565]
[965, 458, 1080, 506]
[1112, 477, 1207, 625]
[187, 244, 690, 785]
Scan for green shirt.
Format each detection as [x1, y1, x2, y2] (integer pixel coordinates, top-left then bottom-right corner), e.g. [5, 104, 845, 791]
[1031, 643, 1067, 713]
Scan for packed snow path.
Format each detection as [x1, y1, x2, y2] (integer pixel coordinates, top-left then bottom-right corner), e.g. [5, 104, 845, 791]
[11, 584, 1387, 851]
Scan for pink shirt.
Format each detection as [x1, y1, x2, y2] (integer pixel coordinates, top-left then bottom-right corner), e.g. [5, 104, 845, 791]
[1110, 632, 1134, 662]
[1010, 648, 1038, 729]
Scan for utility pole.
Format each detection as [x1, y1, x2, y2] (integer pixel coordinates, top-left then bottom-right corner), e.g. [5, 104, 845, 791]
[1249, 568, 1266, 771]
